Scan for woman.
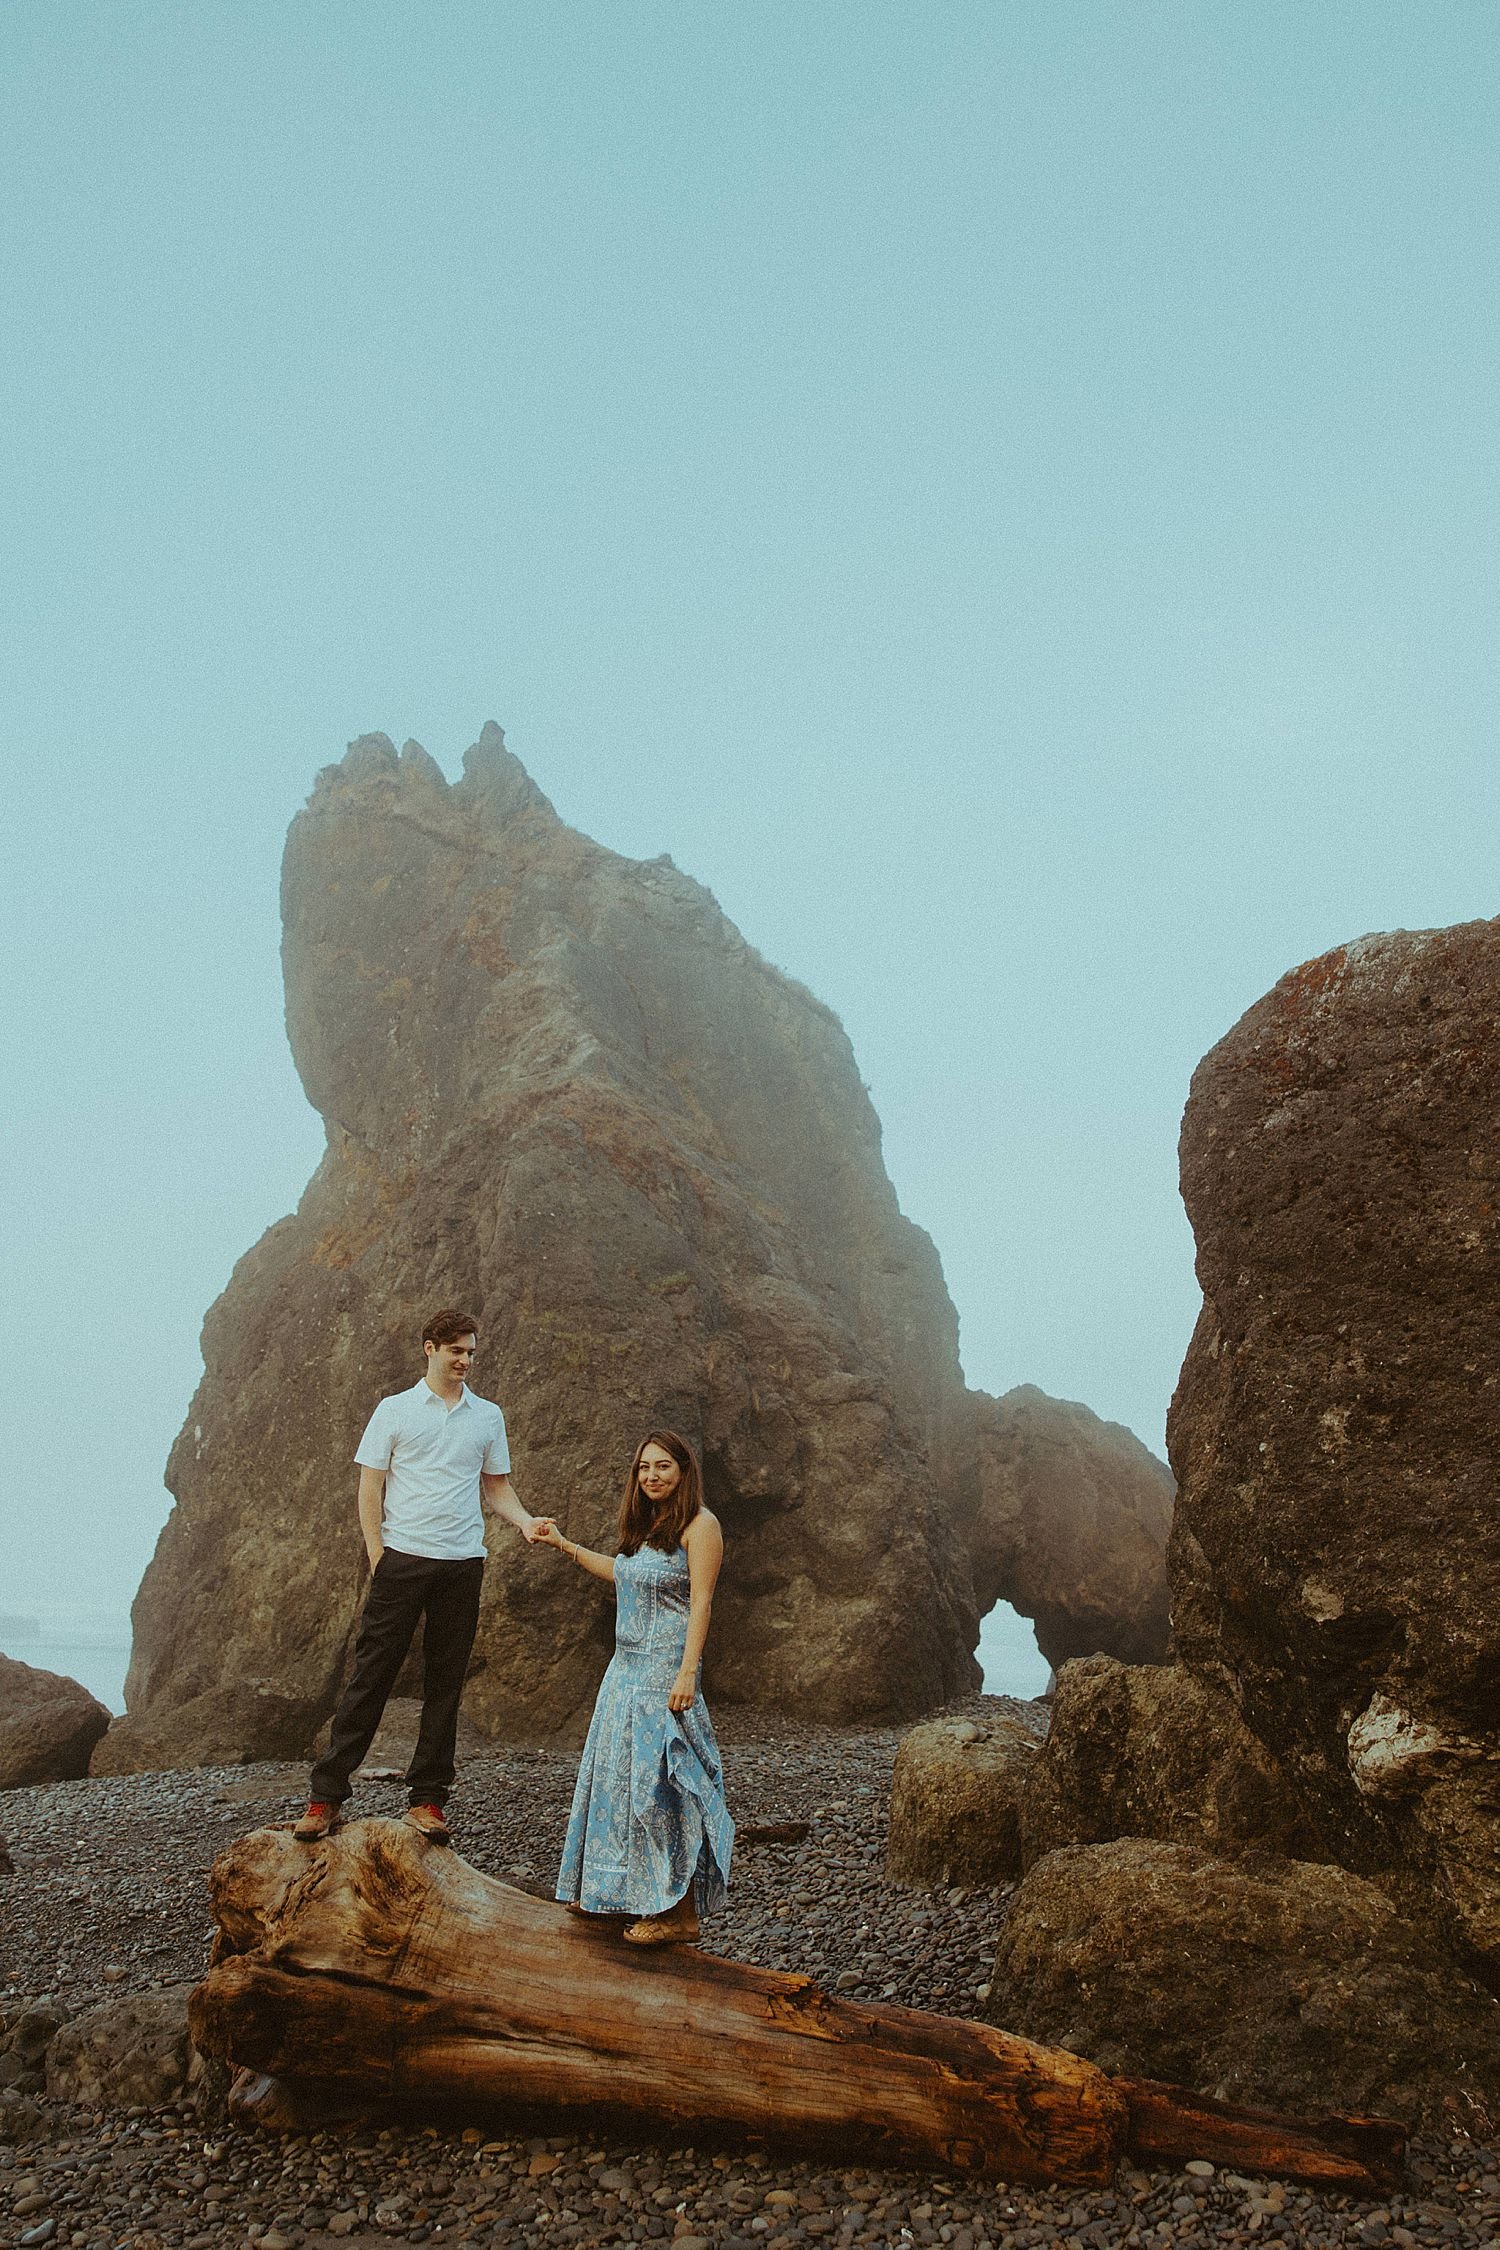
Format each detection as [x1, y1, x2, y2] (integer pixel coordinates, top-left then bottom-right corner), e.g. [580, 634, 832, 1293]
[540, 1430, 732, 1945]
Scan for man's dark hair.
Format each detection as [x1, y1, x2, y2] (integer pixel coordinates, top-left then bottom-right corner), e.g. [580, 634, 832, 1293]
[422, 1308, 480, 1348]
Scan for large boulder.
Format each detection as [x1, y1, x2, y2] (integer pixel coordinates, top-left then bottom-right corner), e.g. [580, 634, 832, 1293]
[47, 1984, 201, 2109]
[1170, 923, 1500, 1973]
[967, 1389, 1174, 1669]
[886, 1709, 1045, 1886]
[1019, 1655, 1324, 1867]
[0, 1654, 110, 1787]
[988, 1839, 1500, 2132]
[123, 729, 979, 1751]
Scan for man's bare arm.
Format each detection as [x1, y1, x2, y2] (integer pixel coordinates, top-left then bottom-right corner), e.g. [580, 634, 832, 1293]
[357, 1466, 386, 1570]
[482, 1472, 552, 1544]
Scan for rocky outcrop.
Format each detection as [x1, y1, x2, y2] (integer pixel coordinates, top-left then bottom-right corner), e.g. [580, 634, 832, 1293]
[116, 727, 1173, 1763]
[887, 1657, 1317, 1891]
[1169, 924, 1500, 1974]
[899, 922, 1500, 2127]
[987, 1839, 1500, 2132]
[886, 1708, 1046, 1886]
[1019, 1656, 1323, 1868]
[92, 1683, 322, 1777]
[967, 1389, 1174, 1669]
[0, 1655, 111, 1788]
[125, 730, 973, 1752]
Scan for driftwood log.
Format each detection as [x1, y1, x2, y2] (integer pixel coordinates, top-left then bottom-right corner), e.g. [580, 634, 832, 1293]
[189, 1822, 1404, 2193]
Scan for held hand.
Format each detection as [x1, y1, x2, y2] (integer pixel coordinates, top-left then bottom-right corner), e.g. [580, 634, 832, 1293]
[667, 1666, 696, 1713]
[523, 1515, 558, 1545]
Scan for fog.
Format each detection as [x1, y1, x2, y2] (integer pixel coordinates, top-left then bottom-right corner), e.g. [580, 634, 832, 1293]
[4, 8, 1497, 1693]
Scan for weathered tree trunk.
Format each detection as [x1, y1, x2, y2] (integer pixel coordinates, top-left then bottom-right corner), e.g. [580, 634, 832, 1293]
[189, 1822, 1403, 2193]
[1116, 2078, 1404, 2190]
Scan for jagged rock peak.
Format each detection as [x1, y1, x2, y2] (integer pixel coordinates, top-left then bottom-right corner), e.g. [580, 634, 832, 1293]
[458, 719, 557, 821]
[335, 731, 399, 780]
[302, 723, 833, 1028]
[399, 739, 446, 787]
[311, 724, 557, 825]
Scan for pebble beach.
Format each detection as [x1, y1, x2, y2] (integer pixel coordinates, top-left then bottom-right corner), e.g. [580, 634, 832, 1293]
[2, 1701, 1495, 2250]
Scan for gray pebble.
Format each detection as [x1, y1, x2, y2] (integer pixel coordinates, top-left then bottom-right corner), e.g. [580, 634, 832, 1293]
[0, 1706, 1494, 2248]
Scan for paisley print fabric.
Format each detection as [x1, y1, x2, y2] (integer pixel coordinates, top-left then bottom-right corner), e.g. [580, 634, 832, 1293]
[555, 1542, 733, 1917]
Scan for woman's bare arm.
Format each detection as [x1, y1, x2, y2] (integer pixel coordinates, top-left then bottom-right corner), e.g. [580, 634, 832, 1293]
[669, 1510, 723, 1711]
[536, 1519, 617, 1584]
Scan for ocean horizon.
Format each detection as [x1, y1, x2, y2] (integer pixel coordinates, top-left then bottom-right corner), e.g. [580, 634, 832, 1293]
[1, 1608, 133, 1713]
[2, 1598, 1048, 1721]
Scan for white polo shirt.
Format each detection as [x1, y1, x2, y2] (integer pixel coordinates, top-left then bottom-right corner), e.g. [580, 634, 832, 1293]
[354, 1378, 511, 1561]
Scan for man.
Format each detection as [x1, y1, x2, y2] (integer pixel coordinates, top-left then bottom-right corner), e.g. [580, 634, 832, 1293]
[296, 1308, 549, 1844]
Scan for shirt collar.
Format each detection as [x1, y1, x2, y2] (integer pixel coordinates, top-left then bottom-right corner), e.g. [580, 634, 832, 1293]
[414, 1377, 470, 1409]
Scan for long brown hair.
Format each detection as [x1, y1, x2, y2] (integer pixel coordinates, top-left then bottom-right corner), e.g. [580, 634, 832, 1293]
[617, 1429, 704, 1556]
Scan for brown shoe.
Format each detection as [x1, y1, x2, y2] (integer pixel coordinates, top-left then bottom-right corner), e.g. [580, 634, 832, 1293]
[404, 1802, 451, 1844]
[293, 1801, 341, 1842]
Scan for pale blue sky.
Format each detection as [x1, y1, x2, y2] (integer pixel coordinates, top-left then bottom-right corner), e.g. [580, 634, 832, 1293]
[3, 4, 1498, 1639]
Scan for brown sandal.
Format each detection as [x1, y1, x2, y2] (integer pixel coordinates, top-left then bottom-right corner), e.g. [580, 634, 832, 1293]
[623, 1914, 699, 1947]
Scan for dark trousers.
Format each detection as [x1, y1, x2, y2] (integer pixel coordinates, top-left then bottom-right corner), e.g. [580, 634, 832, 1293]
[310, 1548, 484, 1809]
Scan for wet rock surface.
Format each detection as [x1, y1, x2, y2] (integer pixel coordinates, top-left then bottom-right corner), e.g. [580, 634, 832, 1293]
[886, 1714, 1045, 1888]
[989, 1838, 1500, 2133]
[1169, 922, 1500, 1973]
[1, 1709, 1495, 2246]
[1018, 1657, 1325, 1869]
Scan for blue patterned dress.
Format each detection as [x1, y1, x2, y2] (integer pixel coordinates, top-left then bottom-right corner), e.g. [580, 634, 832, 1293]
[555, 1542, 733, 1918]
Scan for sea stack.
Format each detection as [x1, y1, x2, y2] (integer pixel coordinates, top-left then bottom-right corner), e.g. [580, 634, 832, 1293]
[98, 726, 1172, 1770]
